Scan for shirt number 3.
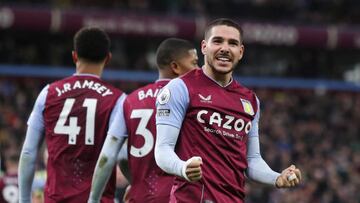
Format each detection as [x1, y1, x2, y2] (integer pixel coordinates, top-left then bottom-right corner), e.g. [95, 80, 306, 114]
[130, 109, 154, 157]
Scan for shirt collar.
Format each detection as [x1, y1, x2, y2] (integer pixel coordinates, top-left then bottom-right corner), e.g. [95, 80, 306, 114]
[73, 73, 100, 78]
[201, 66, 233, 88]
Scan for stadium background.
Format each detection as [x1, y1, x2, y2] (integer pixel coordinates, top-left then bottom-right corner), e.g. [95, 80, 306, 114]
[0, 0, 360, 202]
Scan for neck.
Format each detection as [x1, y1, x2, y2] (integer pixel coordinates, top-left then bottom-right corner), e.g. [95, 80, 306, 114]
[203, 65, 232, 87]
[158, 69, 176, 80]
[76, 61, 104, 77]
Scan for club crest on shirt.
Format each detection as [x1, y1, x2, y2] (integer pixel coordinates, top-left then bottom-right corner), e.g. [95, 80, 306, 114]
[241, 98, 254, 116]
[157, 88, 171, 105]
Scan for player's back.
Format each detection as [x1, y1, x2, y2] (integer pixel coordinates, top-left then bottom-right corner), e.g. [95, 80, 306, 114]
[43, 75, 123, 203]
[0, 174, 18, 203]
[123, 79, 173, 203]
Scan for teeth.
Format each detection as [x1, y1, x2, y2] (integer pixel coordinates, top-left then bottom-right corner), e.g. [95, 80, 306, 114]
[218, 57, 230, 61]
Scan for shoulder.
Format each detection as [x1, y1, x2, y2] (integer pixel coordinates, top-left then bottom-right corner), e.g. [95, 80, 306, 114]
[125, 82, 159, 103]
[48, 76, 72, 86]
[165, 78, 187, 92]
[170, 68, 202, 91]
[127, 83, 154, 98]
[233, 80, 256, 97]
[99, 79, 124, 95]
[179, 68, 201, 81]
[157, 79, 189, 105]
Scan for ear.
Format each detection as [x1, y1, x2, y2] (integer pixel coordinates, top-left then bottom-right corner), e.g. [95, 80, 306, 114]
[238, 44, 245, 61]
[72, 51, 78, 64]
[170, 61, 180, 75]
[104, 52, 112, 65]
[201, 40, 207, 55]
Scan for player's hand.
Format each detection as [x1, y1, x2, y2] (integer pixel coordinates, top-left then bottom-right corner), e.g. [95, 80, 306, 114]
[183, 156, 203, 182]
[275, 164, 302, 188]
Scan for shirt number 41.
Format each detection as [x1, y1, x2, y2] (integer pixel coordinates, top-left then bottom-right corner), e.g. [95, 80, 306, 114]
[54, 98, 97, 145]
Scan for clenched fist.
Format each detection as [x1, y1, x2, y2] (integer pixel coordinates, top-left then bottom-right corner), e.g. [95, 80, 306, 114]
[275, 165, 302, 188]
[183, 156, 203, 182]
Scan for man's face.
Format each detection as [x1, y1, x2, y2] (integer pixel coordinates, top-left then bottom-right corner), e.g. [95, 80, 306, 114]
[201, 25, 244, 75]
[176, 48, 199, 75]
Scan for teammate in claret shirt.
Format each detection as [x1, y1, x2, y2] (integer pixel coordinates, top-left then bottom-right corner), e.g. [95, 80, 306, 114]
[18, 27, 127, 203]
[0, 153, 19, 203]
[155, 18, 302, 203]
[88, 38, 198, 203]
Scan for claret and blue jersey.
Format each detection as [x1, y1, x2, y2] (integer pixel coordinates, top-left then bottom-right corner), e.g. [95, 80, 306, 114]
[26, 74, 124, 203]
[156, 68, 258, 202]
[123, 79, 175, 203]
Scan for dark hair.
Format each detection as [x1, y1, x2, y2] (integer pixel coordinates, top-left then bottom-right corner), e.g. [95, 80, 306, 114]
[204, 18, 244, 44]
[156, 38, 195, 69]
[73, 27, 111, 63]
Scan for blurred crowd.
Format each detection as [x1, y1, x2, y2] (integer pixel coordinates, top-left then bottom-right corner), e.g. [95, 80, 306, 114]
[1, 30, 360, 80]
[4, 0, 360, 24]
[1, 0, 360, 81]
[0, 77, 359, 203]
[246, 88, 360, 203]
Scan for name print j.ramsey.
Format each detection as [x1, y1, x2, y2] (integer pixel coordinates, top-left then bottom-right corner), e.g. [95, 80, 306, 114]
[55, 79, 114, 97]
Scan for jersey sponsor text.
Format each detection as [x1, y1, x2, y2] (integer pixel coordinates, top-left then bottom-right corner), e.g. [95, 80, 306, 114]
[197, 110, 252, 134]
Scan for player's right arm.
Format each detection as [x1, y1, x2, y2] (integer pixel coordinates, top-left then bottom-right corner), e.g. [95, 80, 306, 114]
[88, 94, 128, 203]
[117, 139, 131, 182]
[155, 79, 202, 182]
[18, 85, 48, 203]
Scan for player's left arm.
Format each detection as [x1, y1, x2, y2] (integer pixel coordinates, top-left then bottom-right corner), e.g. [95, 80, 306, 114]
[115, 97, 130, 182]
[245, 97, 301, 188]
[88, 94, 128, 203]
[89, 135, 126, 203]
[18, 85, 48, 203]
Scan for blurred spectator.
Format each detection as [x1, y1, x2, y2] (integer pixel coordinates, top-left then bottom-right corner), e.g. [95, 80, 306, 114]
[245, 89, 360, 203]
[1, 30, 360, 79]
[3, 0, 360, 23]
[0, 152, 19, 203]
